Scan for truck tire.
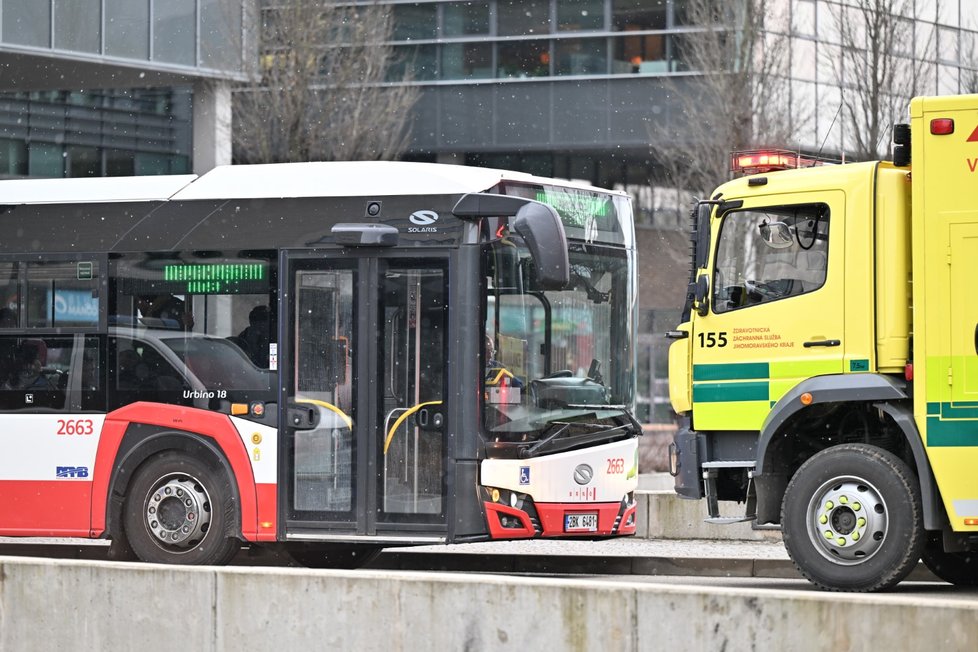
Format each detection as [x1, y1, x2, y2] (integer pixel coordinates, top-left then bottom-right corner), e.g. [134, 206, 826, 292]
[123, 452, 240, 565]
[781, 443, 924, 592]
[921, 535, 978, 586]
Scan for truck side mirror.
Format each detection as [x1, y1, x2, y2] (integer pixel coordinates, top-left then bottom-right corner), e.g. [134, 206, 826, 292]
[694, 274, 710, 316]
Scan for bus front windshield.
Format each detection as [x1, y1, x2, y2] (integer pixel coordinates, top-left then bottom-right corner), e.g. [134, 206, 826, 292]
[483, 239, 637, 456]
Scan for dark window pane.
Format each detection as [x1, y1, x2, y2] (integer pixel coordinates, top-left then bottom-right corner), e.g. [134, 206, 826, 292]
[613, 0, 667, 30]
[393, 3, 437, 40]
[441, 43, 493, 79]
[0, 139, 28, 176]
[498, 41, 550, 77]
[557, 0, 604, 31]
[106, 0, 150, 59]
[555, 38, 607, 75]
[0, 336, 86, 410]
[25, 261, 100, 328]
[387, 45, 437, 81]
[498, 1, 551, 36]
[443, 2, 490, 37]
[612, 33, 668, 73]
[674, 0, 726, 26]
[106, 149, 136, 176]
[67, 146, 100, 177]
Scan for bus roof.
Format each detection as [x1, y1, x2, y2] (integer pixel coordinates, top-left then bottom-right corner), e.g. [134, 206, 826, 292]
[0, 161, 623, 205]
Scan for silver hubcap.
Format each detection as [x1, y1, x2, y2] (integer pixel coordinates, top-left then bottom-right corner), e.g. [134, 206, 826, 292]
[145, 473, 212, 551]
[806, 476, 888, 565]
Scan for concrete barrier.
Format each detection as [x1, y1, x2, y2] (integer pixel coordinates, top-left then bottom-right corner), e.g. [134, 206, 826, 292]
[0, 556, 973, 651]
[636, 490, 782, 542]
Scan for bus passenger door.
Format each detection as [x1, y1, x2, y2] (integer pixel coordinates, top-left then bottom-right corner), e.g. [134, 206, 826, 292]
[283, 255, 448, 539]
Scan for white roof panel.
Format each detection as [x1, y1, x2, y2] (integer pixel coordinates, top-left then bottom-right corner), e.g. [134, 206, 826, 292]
[171, 161, 517, 200]
[0, 162, 624, 206]
[0, 175, 197, 204]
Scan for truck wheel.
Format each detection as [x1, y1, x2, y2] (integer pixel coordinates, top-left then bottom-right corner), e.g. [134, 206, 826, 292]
[781, 443, 924, 592]
[123, 452, 240, 565]
[921, 535, 978, 585]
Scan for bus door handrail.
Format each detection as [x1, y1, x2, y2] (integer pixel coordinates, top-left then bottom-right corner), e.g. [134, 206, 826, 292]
[295, 398, 353, 430]
[383, 400, 443, 455]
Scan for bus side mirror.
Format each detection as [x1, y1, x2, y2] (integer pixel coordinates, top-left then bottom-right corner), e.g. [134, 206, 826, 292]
[453, 192, 570, 290]
[511, 202, 569, 290]
[694, 274, 710, 316]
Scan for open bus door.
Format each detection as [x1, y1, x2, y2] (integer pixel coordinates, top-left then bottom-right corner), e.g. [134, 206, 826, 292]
[281, 252, 449, 556]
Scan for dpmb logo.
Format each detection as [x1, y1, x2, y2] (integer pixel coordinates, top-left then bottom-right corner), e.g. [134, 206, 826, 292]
[56, 466, 89, 479]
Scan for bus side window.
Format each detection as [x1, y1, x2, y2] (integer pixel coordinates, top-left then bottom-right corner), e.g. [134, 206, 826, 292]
[108, 337, 191, 411]
[0, 336, 75, 410]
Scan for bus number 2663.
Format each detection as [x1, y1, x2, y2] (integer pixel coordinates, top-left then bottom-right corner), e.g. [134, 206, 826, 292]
[57, 419, 95, 435]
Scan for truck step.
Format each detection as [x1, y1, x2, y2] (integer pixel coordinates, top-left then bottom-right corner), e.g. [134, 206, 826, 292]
[705, 516, 756, 525]
[701, 460, 755, 469]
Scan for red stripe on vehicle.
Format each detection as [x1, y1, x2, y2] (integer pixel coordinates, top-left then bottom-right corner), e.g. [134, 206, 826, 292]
[92, 402, 260, 541]
[484, 502, 536, 539]
[0, 480, 92, 536]
[535, 502, 623, 537]
[255, 483, 278, 541]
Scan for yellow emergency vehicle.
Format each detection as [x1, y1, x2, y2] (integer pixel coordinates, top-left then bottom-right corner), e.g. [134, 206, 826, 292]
[667, 94, 978, 591]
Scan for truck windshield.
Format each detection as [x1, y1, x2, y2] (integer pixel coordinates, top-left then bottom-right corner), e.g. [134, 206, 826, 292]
[482, 239, 637, 457]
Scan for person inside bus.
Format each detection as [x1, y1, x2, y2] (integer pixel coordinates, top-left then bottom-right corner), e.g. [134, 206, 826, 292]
[116, 348, 150, 391]
[237, 305, 270, 368]
[137, 294, 195, 330]
[5, 339, 54, 390]
[485, 334, 523, 388]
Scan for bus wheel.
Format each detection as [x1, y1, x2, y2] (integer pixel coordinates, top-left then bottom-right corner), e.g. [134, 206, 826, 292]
[287, 543, 382, 569]
[781, 443, 924, 592]
[123, 452, 240, 565]
[921, 535, 978, 585]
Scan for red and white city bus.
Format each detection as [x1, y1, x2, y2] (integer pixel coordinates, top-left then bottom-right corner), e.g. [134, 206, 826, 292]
[0, 161, 640, 566]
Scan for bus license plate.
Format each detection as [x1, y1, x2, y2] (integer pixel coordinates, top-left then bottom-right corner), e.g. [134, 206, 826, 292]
[564, 513, 598, 532]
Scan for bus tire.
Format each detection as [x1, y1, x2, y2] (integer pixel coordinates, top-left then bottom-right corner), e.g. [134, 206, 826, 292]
[123, 451, 240, 565]
[781, 443, 924, 592]
[921, 534, 978, 585]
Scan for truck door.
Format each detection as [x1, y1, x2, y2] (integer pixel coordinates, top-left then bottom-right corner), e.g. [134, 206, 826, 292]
[691, 193, 844, 432]
[282, 253, 448, 541]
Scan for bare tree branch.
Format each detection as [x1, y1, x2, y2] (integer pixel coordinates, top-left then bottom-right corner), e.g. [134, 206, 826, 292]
[826, 0, 934, 161]
[649, 0, 798, 216]
[233, 1, 419, 164]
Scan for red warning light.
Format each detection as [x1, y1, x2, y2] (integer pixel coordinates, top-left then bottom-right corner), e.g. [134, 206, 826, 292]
[930, 118, 954, 135]
[730, 149, 827, 176]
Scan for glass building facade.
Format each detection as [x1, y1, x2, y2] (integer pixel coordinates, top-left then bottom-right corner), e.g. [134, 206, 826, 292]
[0, 0, 250, 180]
[0, 89, 193, 178]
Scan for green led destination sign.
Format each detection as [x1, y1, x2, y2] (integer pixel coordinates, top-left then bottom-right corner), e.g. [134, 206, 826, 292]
[535, 190, 610, 224]
[162, 263, 268, 294]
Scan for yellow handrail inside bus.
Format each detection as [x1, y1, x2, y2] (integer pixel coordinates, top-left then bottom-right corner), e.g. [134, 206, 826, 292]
[384, 401, 443, 455]
[296, 398, 353, 430]
[486, 368, 515, 386]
